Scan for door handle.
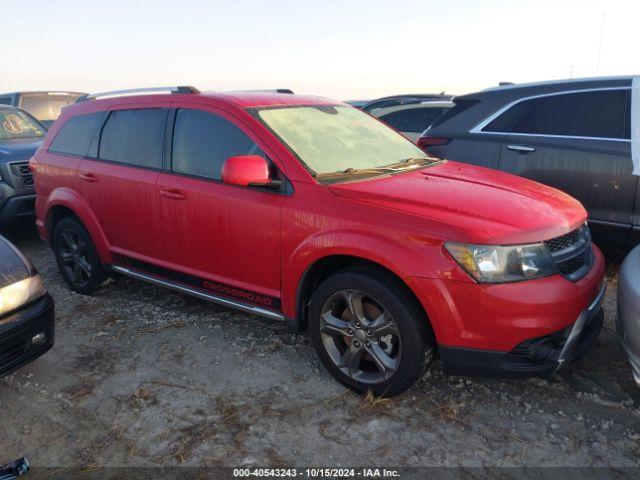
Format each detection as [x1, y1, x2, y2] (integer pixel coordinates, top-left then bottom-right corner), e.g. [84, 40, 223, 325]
[160, 189, 187, 200]
[507, 144, 536, 153]
[79, 172, 99, 183]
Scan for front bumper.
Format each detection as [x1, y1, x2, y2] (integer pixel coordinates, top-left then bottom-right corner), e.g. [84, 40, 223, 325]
[617, 245, 640, 387]
[0, 193, 36, 228]
[0, 293, 55, 378]
[438, 280, 606, 377]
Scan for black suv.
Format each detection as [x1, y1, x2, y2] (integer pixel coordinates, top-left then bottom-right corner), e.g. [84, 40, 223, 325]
[0, 235, 54, 378]
[0, 106, 46, 228]
[419, 76, 638, 246]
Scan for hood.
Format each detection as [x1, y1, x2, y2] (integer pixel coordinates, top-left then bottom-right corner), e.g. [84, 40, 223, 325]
[328, 161, 587, 245]
[0, 137, 42, 162]
[0, 236, 31, 289]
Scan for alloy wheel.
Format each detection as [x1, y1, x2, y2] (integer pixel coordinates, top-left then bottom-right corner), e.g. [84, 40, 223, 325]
[58, 229, 92, 287]
[319, 289, 402, 384]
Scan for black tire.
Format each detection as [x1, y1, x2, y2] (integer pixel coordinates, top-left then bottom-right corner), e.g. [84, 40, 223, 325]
[309, 269, 434, 397]
[53, 216, 106, 295]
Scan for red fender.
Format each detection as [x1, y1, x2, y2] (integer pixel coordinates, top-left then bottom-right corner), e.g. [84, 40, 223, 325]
[42, 187, 112, 264]
[282, 229, 437, 319]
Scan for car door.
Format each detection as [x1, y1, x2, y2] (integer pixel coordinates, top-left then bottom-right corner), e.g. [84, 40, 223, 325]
[156, 105, 284, 310]
[78, 105, 168, 262]
[496, 89, 636, 243]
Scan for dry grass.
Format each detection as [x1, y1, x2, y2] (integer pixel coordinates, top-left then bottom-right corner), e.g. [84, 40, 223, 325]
[173, 419, 219, 463]
[361, 390, 393, 412]
[136, 320, 186, 335]
[65, 384, 94, 400]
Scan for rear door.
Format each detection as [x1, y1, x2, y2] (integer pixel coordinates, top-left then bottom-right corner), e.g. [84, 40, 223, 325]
[78, 105, 168, 262]
[495, 89, 635, 242]
[155, 105, 284, 310]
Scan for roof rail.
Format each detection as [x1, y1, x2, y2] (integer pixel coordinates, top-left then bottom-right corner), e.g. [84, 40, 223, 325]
[236, 89, 294, 94]
[76, 86, 200, 102]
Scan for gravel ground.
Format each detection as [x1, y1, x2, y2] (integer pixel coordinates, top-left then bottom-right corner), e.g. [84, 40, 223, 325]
[1, 225, 639, 469]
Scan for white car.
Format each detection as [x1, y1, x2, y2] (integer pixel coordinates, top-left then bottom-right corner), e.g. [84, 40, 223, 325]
[364, 95, 453, 143]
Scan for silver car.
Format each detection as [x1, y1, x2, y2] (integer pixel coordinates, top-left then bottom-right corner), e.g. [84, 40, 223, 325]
[617, 244, 640, 386]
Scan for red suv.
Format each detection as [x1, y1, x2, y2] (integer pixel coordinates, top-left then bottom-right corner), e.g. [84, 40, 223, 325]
[33, 86, 606, 396]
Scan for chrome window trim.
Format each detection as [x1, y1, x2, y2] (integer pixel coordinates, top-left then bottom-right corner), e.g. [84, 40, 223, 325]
[471, 131, 631, 143]
[469, 87, 632, 141]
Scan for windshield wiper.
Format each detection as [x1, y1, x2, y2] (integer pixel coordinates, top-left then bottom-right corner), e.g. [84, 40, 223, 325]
[315, 166, 397, 178]
[385, 156, 438, 168]
[314, 157, 442, 180]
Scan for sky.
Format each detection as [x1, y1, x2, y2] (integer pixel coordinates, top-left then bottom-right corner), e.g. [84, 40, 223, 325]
[2, 0, 639, 100]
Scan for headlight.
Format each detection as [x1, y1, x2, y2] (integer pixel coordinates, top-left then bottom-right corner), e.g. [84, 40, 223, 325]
[445, 242, 556, 283]
[0, 275, 46, 317]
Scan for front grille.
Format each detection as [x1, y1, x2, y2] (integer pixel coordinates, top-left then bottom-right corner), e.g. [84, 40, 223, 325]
[557, 250, 589, 276]
[545, 229, 580, 253]
[10, 162, 34, 187]
[544, 225, 593, 281]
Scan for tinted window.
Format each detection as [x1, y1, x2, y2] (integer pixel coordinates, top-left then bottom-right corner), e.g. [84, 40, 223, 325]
[512, 90, 629, 139]
[482, 98, 537, 133]
[49, 112, 106, 156]
[379, 107, 450, 133]
[429, 99, 480, 129]
[624, 92, 632, 140]
[99, 109, 167, 169]
[0, 97, 12, 105]
[172, 109, 263, 180]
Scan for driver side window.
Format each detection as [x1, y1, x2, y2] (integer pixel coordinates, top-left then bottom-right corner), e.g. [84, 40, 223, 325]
[172, 109, 264, 180]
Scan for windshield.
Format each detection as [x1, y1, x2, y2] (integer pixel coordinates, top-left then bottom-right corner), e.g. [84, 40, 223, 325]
[256, 105, 433, 179]
[0, 109, 46, 140]
[19, 93, 83, 122]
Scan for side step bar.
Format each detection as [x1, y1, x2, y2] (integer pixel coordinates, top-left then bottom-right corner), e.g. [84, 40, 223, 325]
[111, 265, 285, 321]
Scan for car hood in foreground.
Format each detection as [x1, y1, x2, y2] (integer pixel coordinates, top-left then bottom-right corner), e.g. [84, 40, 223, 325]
[0, 138, 42, 163]
[0, 236, 31, 289]
[328, 160, 587, 245]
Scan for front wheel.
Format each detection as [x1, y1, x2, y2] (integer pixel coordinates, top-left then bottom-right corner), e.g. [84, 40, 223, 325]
[309, 270, 433, 396]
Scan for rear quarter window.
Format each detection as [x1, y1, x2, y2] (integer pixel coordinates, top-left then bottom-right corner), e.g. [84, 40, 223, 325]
[482, 98, 537, 133]
[99, 109, 167, 169]
[429, 99, 480, 129]
[49, 112, 107, 157]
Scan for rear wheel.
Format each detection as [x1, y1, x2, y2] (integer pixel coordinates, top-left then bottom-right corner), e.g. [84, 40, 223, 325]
[53, 217, 105, 295]
[309, 269, 433, 396]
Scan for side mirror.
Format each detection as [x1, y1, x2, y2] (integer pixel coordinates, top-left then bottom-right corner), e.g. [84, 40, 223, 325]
[221, 155, 281, 189]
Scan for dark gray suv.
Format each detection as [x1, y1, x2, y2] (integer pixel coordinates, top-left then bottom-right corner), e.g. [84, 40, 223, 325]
[419, 76, 638, 246]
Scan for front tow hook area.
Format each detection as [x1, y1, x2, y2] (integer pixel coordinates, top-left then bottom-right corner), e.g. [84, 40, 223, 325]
[555, 280, 607, 371]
